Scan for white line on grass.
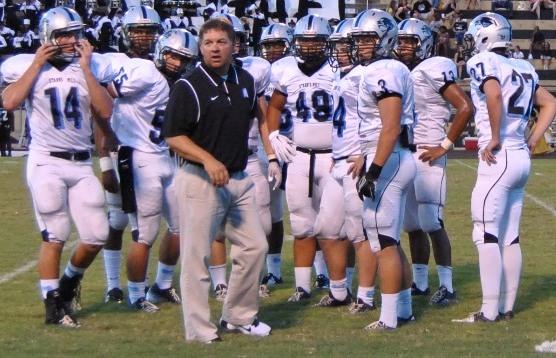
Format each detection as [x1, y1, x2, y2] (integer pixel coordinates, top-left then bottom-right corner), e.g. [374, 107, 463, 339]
[0, 240, 77, 285]
[455, 159, 556, 218]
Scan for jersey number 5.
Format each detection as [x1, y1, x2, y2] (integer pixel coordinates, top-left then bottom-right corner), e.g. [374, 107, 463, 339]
[44, 87, 83, 130]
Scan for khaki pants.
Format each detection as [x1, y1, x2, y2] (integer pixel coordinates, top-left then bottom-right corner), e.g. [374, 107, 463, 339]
[176, 164, 268, 343]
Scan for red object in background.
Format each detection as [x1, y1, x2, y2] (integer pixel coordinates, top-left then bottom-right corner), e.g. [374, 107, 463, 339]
[463, 137, 478, 151]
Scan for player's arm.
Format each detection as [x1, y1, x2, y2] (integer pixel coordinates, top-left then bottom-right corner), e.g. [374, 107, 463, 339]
[257, 96, 282, 189]
[77, 40, 113, 121]
[419, 84, 474, 162]
[1, 43, 57, 111]
[527, 86, 556, 153]
[266, 90, 296, 163]
[93, 121, 119, 193]
[266, 90, 286, 132]
[374, 96, 402, 166]
[482, 78, 503, 164]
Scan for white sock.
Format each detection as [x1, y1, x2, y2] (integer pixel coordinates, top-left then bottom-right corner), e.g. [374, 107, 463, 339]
[330, 278, 348, 301]
[208, 264, 227, 290]
[313, 250, 328, 277]
[380, 293, 399, 328]
[477, 243, 502, 320]
[397, 288, 413, 319]
[40, 279, 59, 299]
[357, 286, 375, 305]
[437, 265, 453, 293]
[128, 280, 146, 304]
[499, 243, 522, 314]
[103, 249, 121, 291]
[64, 262, 85, 278]
[412, 264, 429, 291]
[294, 267, 312, 293]
[266, 253, 282, 279]
[346, 267, 355, 293]
[155, 262, 175, 290]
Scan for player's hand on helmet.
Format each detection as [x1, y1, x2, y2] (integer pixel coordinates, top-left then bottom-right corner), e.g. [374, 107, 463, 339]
[76, 39, 93, 69]
[346, 155, 365, 179]
[356, 163, 382, 201]
[267, 159, 282, 190]
[269, 130, 296, 163]
[32, 43, 58, 67]
[101, 169, 119, 193]
[481, 138, 500, 165]
[418, 145, 447, 164]
[203, 157, 229, 187]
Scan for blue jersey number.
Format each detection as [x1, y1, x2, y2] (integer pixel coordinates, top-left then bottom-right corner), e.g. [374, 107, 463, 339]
[149, 109, 165, 145]
[266, 93, 293, 133]
[333, 96, 346, 137]
[44, 87, 83, 130]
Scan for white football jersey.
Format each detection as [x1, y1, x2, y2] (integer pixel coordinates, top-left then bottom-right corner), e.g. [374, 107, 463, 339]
[0, 53, 114, 153]
[271, 56, 340, 150]
[358, 59, 414, 145]
[103, 53, 170, 153]
[332, 65, 365, 159]
[412, 56, 457, 145]
[265, 82, 293, 138]
[467, 51, 537, 150]
[238, 56, 271, 151]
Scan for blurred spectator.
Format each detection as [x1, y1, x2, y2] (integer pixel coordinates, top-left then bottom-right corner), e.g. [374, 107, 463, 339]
[452, 15, 467, 45]
[246, 3, 267, 51]
[164, 8, 188, 30]
[454, 45, 466, 80]
[491, 0, 513, 18]
[0, 21, 14, 50]
[11, 30, 24, 53]
[22, 20, 39, 52]
[387, 0, 399, 18]
[530, 26, 545, 59]
[0, 33, 7, 54]
[429, 10, 442, 45]
[0, 107, 13, 157]
[18, 0, 40, 29]
[183, 0, 202, 19]
[513, 45, 525, 59]
[465, 0, 480, 9]
[441, 0, 457, 24]
[531, 0, 555, 20]
[395, 0, 411, 22]
[4, 0, 19, 31]
[413, 0, 433, 21]
[541, 41, 552, 69]
[436, 25, 450, 57]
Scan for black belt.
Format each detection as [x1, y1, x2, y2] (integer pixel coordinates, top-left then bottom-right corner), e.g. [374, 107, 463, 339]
[333, 155, 350, 162]
[296, 146, 332, 198]
[50, 151, 90, 161]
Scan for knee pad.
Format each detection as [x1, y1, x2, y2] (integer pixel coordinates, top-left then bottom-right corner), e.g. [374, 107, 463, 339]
[418, 203, 444, 233]
[108, 206, 128, 231]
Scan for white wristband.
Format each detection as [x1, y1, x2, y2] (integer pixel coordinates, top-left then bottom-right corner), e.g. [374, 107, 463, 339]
[440, 138, 454, 151]
[99, 156, 114, 172]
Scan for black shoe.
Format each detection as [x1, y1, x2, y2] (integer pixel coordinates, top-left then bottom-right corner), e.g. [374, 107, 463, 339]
[44, 289, 80, 328]
[314, 291, 352, 307]
[146, 284, 181, 304]
[260, 273, 283, 286]
[411, 283, 430, 296]
[498, 311, 514, 321]
[59, 274, 82, 314]
[349, 298, 376, 313]
[214, 284, 228, 302]
[314, 274, 330, 289]
[452, 311, 499, 323]
[429, 286, 457, 306]
[105, 287, 124, 303]
[397, 315, 416, 326]
[287, 287, 311, 302]
[129, 297, 159, 313]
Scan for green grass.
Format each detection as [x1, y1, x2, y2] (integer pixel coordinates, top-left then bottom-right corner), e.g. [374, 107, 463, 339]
[1, 156, 555, 357]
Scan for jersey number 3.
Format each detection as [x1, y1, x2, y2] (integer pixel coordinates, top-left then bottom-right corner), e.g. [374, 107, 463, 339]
[44, 87, 83, 130]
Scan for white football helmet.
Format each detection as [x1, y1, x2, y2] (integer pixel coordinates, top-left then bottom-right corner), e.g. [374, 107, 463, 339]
[293, 14, 331, 64]
[154, 29, 198, 78]
[39, 6, 84, 62]
[350, 9, 398, 64]
[121, 6, 162, 57]
[328, 18, 354, 70]
[465, 12, 512, 54]
[210, 13, 248, 56]
[396, 18, 434, 67]
[259, 23, 292, 63]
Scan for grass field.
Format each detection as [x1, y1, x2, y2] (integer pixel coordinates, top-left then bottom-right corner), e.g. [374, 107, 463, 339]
[1, 156, 555, 357]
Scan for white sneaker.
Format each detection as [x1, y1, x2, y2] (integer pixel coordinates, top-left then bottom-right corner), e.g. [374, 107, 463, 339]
[220, 318, 271, 337]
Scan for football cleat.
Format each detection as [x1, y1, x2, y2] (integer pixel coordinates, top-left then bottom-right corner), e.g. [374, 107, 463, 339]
[411, 282, 430, 296]
[349, 298, 376, 314]
[429, 286, 457, 306]
[105, 287, 124, 303]
[259, 284, 271, 298]
[58, 274, 82, 314]
[287, 287, 311, 302]
[397, 315, 416, 326]
[498, 311, 514, 321]
[44, 289, 80, 328]
[452, 311, 498, 323]
[146, 284, 181, 305]
[130, 297, 160, 313]
[204, 336, 222, 344]
[314, 274, 330, 289]
[314, 291, 352, 307]
[364, 320, 395, 331]
[261, 273, 284, 287]
[214, 284, 228, 302]
[220, 318, 272, 337]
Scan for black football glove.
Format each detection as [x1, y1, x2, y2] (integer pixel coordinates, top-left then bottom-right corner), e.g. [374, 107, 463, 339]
[356, 163, 383, 201]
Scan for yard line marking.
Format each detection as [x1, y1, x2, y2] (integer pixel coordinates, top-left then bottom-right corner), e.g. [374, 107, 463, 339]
[455, 160, 556, 218]
[0, 240, 77, 285]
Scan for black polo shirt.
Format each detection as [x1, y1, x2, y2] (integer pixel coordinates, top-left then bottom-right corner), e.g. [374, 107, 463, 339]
[162, 62, 257, 173]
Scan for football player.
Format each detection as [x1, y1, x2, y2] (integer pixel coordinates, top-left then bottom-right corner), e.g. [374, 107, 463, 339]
[205, 13, 282, 300]
[97, 5, 163, 304]
[397, 18, 473, 306]
[1, 7, 114, 327]
[351, 9, 416, 330]
[325, 18, 378, 312]
[267, 14, 344, 303]
[454, 13, 556, 323]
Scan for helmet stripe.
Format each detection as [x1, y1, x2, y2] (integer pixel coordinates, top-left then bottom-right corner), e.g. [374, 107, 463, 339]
[141, 5, 148, 19]
[337, 20, 345, 33]
[354, 13, 363, 28]
[269, 24, 274, 34]
[307, 15, 314, 30]
[62, 7, 75, 21]
[184, 32, 189, 48]
[399, 20, 407, 30]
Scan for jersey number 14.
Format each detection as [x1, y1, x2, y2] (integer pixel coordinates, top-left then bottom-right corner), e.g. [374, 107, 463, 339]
[44, 87, 83, 129]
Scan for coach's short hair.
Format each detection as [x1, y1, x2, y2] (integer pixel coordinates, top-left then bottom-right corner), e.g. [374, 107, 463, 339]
[199, 19, 235, 43]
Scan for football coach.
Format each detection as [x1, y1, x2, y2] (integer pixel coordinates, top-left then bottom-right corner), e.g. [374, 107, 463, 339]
[162, 19, 271, 343]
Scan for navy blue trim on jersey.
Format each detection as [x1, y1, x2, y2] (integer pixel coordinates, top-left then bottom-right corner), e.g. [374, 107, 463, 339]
[439, 80, 455, 95]
[376, 92, 402, 101]
[479, 76, 499, 93]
